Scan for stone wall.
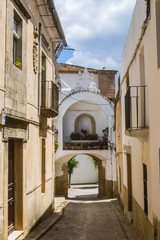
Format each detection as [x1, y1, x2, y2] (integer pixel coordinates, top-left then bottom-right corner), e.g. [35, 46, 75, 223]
[132, 197, 154, 240]
[55, 164, 68, 197]
[98, 70, 115, 100]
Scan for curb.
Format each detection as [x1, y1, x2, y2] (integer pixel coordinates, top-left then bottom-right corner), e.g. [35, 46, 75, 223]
[22, 201, 67, 240]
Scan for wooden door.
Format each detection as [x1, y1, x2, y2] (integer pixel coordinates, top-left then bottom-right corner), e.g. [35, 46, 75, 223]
[8, 140, 15, 234]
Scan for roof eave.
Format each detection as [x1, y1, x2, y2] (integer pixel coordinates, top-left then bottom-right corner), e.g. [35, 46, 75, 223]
[49, 0, 67, 47]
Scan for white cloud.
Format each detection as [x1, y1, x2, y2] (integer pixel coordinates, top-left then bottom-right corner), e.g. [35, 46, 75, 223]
[66, 51, 120, 70]
[54, 0, 137, 71]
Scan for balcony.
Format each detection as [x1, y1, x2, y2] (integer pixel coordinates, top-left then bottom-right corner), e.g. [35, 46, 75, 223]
[63, 133, 109, 150]
[41, 81, 59, 118]
[125, 86, 148, 137]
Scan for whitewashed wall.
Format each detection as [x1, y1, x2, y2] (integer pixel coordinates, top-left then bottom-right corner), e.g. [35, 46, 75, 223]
[71, 155, 98, 184]
[63, 101, 108, 140]
[120, 0, 146, 80]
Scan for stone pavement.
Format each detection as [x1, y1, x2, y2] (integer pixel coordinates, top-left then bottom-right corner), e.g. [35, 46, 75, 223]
[38, 199, 145, 240]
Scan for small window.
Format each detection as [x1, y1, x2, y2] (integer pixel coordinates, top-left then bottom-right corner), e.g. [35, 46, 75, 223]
[13, 11, 22, 70]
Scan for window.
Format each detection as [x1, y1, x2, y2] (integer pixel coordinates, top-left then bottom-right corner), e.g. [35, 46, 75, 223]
[41, 53, 46, 108]
[41, 52, 46, 81]
[143, 164, 148, 216]
[13, 11, 22, 70]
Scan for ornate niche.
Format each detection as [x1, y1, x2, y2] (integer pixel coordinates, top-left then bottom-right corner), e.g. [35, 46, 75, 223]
[33, 26, 39, 74]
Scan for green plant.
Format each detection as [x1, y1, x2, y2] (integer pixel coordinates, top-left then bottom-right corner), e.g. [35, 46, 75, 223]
[70, 132, 81, 140]
[89, 142, 95, 149]
[81, 128, 88, 135]
[87, 156, 98, 169]
[82, 143, 89, 150]
[102, 127, 109, 135]
[76, 143, 81, 150]
[68, 157, 79, 187]
[55, 140, 59, 150]
[64, 142, 69, 147]
[102, 128, 108, 147]
[64, 142, 70, 149]
[15, 58, 22, 70]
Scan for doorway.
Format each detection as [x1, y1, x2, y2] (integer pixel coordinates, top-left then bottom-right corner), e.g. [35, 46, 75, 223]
[68, 155, 99, 199]
[8, 139, 23, 235]
[8, 140, 15, 234]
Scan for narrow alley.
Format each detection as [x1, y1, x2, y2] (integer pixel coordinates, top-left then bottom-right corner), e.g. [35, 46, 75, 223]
[38, 199, 143, 240]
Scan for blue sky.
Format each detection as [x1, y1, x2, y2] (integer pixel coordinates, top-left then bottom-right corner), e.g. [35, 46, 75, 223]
[54, 0, 136, 73]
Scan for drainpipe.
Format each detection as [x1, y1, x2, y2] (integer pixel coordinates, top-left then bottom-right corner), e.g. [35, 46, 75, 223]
[38, 23, 42, 116]
[55, 42, 64, 83]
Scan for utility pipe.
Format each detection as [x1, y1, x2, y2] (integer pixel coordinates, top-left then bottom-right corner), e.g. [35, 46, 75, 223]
[38, 23, 42, 116]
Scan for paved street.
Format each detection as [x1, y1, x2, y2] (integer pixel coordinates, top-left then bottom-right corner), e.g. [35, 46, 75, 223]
[39, 199, 144, 240]
[68, 184, 98, 199]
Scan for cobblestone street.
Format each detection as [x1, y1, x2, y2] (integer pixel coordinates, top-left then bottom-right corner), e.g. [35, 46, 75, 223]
[39, 199, 144, 240]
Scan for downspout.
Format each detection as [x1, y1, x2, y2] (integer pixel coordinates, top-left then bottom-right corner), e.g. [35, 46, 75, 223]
[38, 23, 42, 116]
[55, 42, 64, 85]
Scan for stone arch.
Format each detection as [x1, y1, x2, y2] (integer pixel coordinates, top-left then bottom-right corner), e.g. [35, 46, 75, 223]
[74, 113, 96, 134]
[55, 152, 113, 198]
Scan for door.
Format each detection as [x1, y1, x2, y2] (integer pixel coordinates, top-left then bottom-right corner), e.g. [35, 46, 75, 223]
[8, 140, 15, 234]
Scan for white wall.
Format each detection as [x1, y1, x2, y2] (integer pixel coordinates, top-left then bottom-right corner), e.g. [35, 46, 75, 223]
[59, 72, 99, 102]
[71, 155, 98, 184]
[120, 0, 146, 80]
[63, 100, 108, 140]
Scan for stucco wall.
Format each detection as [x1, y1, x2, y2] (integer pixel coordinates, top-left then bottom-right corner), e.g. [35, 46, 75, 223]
[120, 0, 146, 80]
[119, 0, 160, 239]
[0, 0, 6, 238]
[59, 73, 99, 102]
[71, 155, 98, 184]
[63, 101, 108, 140]
[0, 0, 59, 238]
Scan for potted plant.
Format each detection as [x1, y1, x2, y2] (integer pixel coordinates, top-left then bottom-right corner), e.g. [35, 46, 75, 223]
[64, 142, 69, 150]
[76, 143, 81, 150]
[102, 135, 108, 149]
[82, 143, 89, 150]
[15, 58, 22, 70]
[102, 142, 107, 149]
[81, 128, 88, 136]
[71, 142, 75, 150]
[70, 132, 81, 140]
[97, 141, 102, 150]
[89, 142, 94, 150]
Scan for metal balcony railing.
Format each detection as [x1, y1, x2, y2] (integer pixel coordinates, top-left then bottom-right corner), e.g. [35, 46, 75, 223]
[41, 81, 59, 117]
[125, 86, 148, 130]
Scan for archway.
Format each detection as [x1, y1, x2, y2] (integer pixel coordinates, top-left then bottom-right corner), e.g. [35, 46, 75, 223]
[55, 153, 113, 199]
[68, 155, 98, 199]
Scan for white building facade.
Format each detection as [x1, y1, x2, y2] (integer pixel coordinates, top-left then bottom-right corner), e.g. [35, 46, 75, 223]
[116, 0, 160, 239]
[55, 64, 117, 198]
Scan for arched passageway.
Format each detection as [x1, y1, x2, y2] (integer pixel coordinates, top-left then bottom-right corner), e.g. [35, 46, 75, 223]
[55, 152, 116, 199]
[67, 155, 98, 199]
